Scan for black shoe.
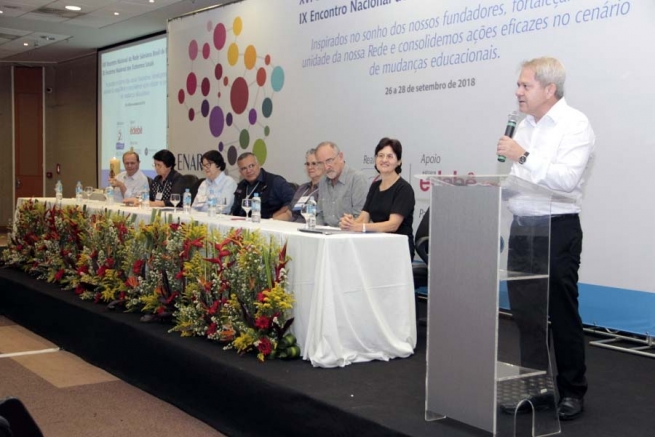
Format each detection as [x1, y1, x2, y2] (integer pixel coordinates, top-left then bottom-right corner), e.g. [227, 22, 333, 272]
[501, 393, 555, 415]
[558, 397, 584, 421]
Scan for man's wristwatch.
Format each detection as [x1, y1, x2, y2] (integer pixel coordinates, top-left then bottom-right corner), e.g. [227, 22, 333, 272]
[518, 151, 530, 165]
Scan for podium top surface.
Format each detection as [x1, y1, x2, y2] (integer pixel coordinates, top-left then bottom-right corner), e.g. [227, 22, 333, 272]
[413, 174, 575, 204]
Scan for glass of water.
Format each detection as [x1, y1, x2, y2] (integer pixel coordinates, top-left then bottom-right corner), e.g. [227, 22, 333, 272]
[241, 198, 252, 221]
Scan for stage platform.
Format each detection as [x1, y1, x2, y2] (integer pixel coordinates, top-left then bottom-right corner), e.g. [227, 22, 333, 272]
[2, 268, 654, 437]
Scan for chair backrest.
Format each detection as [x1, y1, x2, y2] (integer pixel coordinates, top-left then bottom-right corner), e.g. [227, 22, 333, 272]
[190, 177, 205, 202]
[181, 174, 199, 199]
[415, 208, 430, 264]
[288, 182, 299, 193]
[0, 397, 43, 437]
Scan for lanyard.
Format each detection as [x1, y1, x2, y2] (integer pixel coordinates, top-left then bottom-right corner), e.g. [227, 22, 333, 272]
[301, 184, 318, 199]
[245, 181, 260, 199]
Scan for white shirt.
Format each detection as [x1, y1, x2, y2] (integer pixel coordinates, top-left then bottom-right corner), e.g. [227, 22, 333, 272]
[114, 170, 149, 202]
[509, 98, 595, 216]
[192, 172, 237, 213]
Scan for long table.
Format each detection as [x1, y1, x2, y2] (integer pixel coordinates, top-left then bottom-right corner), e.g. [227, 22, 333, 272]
[15, 198, 417, 368]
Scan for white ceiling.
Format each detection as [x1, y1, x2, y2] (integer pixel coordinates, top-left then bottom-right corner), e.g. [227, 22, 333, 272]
[0, 0, 235, 63]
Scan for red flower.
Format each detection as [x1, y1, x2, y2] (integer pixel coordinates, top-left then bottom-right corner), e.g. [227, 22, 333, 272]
[256, 292, 267, 302]
[105, 258, 115, 268]
[207, 322, 218, 336]
[54, 269, 66, 282]
[255, 316, 271, 330]
[170, 223, 180, 232]
[77, 265, 89, 275]
[175, 271, 185, 280]
[132, 259, 144, 275]
[75, 284, 85, 295]
[97, 266, 106, 277]
[257, 337, 272, 356]
[94, 292, 102, 304]
[208, 300, 220, 316]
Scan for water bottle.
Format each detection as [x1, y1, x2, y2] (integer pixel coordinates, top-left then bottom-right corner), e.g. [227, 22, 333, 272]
[207, 188, 217, 217]
[55, 180, 63, 206]
[105, 185, 114, 205]
[183, 189, 192, 214]
[306, 196, 317, 230]
[141, 183, 150, 208]
[75, 181, 83, 204]
[251, 193, 261, 223]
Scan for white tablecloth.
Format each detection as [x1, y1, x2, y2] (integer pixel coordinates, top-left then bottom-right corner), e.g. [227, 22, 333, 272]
[17, 198, 417, 367]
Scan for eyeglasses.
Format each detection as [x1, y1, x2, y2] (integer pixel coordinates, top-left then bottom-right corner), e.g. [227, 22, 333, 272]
[304, 162, 319, 167]
[202, 162, 215, 170]
[317, 154, 339, 167]
[239, 163, 257, 172]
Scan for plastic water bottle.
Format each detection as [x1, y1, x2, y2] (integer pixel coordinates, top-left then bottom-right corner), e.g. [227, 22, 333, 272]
[141, 183, 149, 208]
[306, 196, 317, 230]
[75, 181, 83, 204]
[251, 193, 261, 223]
[105, 185, 114, 205]
[183, 189, 192, 214]
[55, 180, 63, 206]
[207, 188, 217, 217]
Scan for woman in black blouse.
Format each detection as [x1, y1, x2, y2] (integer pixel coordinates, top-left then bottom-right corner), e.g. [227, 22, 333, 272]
[339, 138, 416, 258]
[149, 149, 185, 207]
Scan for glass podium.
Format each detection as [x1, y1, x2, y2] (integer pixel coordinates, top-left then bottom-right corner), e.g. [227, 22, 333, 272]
[422, 174, 567, 436]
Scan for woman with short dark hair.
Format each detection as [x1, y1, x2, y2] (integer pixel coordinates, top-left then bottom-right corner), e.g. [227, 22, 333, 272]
[339, 137, 416, 258]
[192, 150, 237, 213]
[148, 149, 185, 207]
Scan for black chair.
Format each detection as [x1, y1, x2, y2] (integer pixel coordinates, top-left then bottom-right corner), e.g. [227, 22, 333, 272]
[413, 208, 430, 290]
[0, 397, 43, 437]
[190, 177, 205, 203]
[288, 181, 299, 193]
[181, 174, 199, 201]
[413, 209, 430, 326]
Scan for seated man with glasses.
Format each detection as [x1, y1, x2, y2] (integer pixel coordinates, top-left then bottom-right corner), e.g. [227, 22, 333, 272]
[230, 152, 294, 219]
[315, 141, 369, 227]
[278, 148, 324, 222]
[108, 151, 149, 202]
[192, 150, 237, 213]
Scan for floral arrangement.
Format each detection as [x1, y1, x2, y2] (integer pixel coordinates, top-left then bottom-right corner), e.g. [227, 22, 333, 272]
[3, 200, 299, 362]
[172, 228, 299, 361]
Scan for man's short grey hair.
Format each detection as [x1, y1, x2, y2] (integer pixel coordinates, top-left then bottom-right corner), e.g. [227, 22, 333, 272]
[522, 57, 566, 99]
[237, 151, 259, 164]
[316, 141, 340, 154]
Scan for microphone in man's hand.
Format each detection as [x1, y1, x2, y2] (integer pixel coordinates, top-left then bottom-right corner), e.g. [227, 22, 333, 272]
[497, 111, 519, 162]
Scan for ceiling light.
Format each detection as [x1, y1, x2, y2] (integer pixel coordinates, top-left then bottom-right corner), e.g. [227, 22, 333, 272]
[65, 6, 82, 11]
[114, 12, 119, 16]
[23, 42, 29, 46]
[149, 0, 155, 3]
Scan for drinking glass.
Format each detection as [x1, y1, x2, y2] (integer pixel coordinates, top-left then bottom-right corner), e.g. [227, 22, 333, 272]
[300, 203, 311, 229]
[170, 193, 181, 213]
[241, 198, 252, 221]
[216, 197, 227, 217]
[85, 186, 94, 202]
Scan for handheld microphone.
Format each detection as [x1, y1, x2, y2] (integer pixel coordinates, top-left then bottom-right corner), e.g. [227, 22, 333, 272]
[497, 111, 519, 162]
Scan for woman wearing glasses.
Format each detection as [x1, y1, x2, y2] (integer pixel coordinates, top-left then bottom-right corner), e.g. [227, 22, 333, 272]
[339, 137, 416, 258]
[280, 148, 324, 222]
[192, 150, 237, 213]
[149, 149, 185, 207]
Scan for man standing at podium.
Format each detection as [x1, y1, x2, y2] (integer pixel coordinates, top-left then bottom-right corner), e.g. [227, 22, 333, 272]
[496, 57, 595, 421]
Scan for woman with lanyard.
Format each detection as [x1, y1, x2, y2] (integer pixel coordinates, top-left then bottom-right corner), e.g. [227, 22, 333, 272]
[281, 148, 324, 222]
[149, 149, 185, 207]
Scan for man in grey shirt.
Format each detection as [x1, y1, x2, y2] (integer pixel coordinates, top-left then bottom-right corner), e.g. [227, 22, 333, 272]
[315, 141, 368, 227]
